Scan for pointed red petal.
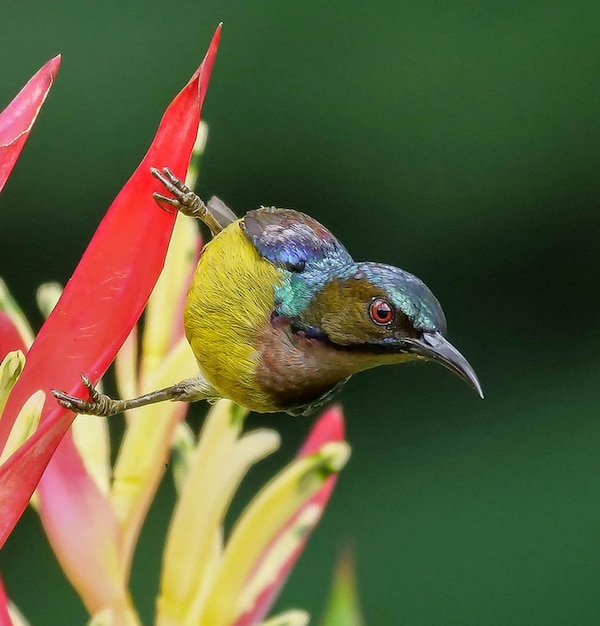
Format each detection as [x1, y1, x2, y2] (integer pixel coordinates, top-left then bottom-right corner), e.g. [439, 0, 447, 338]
[233, 406, 346, 626]
[0, 411, 73, 541]
[0, 25, 221, 550]
[298, 404, 345, 457]
[233, 479, 337, 626]
[0, 56, 60, 194]
[38, 433, 126, 614]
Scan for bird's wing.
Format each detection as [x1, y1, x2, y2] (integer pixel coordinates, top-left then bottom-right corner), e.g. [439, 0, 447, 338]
[241, 207, 353, 272]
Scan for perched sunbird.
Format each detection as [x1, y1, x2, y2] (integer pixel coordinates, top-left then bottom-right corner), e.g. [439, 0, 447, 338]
[53, 168, 483, 417]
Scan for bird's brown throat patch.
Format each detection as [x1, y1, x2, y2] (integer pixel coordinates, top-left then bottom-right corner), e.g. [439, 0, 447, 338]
[255, 318, 359, 410]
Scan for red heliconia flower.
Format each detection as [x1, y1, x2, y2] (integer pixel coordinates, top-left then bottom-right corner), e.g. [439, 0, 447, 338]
[0, 25, 221, 551]
[0, 32, 355, 626]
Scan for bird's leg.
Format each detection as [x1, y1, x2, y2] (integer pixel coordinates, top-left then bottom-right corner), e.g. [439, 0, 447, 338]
[150, 167, 224, 236]
[51, 374, 217, 417]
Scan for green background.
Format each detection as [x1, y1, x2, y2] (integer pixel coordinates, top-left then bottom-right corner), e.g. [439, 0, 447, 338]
[1, 1, 600, 624]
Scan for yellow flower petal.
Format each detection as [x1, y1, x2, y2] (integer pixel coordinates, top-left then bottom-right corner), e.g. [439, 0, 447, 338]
[8, 601, 31, 626]
[157, 400, 280, 626]
[71, 412, 111, 497]
[86, 606, 142, 626]
[140, 214, 199, 380]
[200, 442, 351, 626]
[87, 608, 112, 626]
[260, 610, 310, 626]
[114, 327, 139, 406]
[238, 503, 322, 618]
[182, 526, 223, 626]
[185, 120, 209, 189]
[36, 282, 62, 318]
[170, 421, 196, 495]
[1, 389, 44, 466]
[0, 350, 25, 416]
[0, 279, 34, 348]
[110, 336, 198, 571]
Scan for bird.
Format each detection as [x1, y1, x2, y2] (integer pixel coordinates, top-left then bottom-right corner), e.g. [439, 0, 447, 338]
[52, 167, 483, 417]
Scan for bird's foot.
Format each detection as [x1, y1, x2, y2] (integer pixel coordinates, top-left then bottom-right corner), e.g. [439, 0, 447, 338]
[150, 167, 223, 235]
[52, 374, 122, 417]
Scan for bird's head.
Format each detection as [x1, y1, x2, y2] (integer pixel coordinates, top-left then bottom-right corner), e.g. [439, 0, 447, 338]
[291, 262, 483, 397]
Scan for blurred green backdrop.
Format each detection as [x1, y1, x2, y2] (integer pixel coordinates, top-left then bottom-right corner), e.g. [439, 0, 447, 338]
[1, 1, 600, 624]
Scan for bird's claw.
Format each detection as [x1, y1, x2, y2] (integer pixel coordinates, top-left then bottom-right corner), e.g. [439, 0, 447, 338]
[152, 192, 177, 214]
[150, 166, 224, 236]
[150, 167, 202, 218]
[51, 374, 115, 417]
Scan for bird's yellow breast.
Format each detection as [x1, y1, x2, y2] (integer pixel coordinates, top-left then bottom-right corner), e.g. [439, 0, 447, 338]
[183, 219, 282, 411]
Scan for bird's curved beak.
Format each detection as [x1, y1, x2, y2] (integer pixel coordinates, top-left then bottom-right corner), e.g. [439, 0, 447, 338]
[403, 331, 484, 398]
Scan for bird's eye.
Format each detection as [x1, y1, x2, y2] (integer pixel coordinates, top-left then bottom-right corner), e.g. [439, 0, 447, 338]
[369, 298, 394, 325]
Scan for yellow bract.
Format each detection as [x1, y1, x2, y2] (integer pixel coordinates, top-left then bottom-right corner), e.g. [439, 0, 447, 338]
[0, 352, 44, 467]
[0, 351, 25, 417]
[200, 440, 350, 626]
[261, 611, 310, 626]
[35, 282, 62, 318]
[72, 411, 111, 497]
[1, 389, 44, 466]
[157, 399, 280, 626]
[0, 278, 34, 348]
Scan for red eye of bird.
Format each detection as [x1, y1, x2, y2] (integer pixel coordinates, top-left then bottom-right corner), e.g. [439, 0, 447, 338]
[369, 298, 394, 325]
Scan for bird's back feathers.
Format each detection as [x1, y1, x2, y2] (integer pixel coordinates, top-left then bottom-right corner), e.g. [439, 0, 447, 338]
[241, 207, 353, 273]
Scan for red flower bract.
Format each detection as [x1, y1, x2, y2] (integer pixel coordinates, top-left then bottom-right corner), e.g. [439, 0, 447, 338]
[233, 405, 345, 626]
[0, 25, 221, 549]
[0, 311, 27, 358]
[0, 55, 60, 194]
